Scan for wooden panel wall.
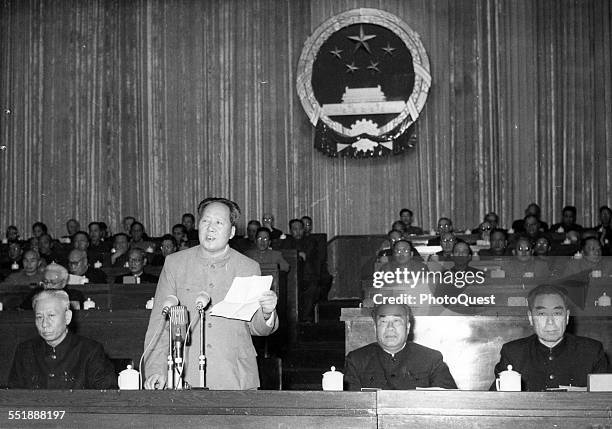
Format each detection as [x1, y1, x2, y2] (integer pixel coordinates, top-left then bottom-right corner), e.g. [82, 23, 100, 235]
[1, 0, 610, 238]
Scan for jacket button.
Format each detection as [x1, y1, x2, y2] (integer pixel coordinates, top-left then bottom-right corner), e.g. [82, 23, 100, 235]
[549, 374, 555, 380]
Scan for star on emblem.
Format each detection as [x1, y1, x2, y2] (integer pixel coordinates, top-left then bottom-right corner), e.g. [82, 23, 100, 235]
[382, 43, 396, 56]
[329, 47, 343, 59]
[345, 62, 359, 73]
[347, 26, 377, 54]
[367, 61, 380, 73]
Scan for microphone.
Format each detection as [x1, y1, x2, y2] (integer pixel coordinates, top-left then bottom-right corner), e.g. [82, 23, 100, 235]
[170, 305, 188, 357]
[161, 295, 179, 317]
[195, 292, 211, 312]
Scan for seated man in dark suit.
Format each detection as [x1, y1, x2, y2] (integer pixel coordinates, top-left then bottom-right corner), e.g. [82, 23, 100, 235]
[262, 212, 283, 240]
[344, 303, 457, 390]
[245, 228, 290, 272]
[492, 284, 608, 391]
[434, 232, 457, 262]
[512, 203, 549, 233]
[8, 289, 118, 389]
[87, 222, 111, 265]
[427, 217, 453, 246]
[550, 205, 583, 234]
[399, 208, 424, 236]
[117, 248, 159, 284]
[479, 228, 512, 259]
[562, 237, 612, 278]
[2, 249, 45, 286]
[67, 249, 107, 284]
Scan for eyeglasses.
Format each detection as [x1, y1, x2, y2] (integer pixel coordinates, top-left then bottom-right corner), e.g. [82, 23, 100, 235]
[441, 238, 456, 243]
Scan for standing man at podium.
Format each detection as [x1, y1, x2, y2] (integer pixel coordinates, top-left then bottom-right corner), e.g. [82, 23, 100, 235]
[143, 198, 278, 390]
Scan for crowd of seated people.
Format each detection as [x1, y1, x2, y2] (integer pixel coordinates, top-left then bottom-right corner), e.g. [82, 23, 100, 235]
[0, 213, 203, 286]
[370, 203, 612, 286]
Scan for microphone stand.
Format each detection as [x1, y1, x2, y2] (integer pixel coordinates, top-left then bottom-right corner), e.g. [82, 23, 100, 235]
[167, 321, 174, 390]
[199, 308, 206, 388]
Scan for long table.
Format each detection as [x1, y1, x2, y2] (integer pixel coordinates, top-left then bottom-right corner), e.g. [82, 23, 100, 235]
[0, 390, 611, 428]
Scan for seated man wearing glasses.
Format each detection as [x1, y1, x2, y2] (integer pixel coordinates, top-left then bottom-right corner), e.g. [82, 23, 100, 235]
[245, 228, 290, 272]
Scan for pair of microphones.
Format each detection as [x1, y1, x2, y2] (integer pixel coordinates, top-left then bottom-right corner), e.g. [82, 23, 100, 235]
[161, 292, 212, 354]
[160, 292, 211, 318]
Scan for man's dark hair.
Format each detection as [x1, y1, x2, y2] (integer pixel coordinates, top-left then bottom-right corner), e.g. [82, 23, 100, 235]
[199, 198, 241, 226]
[172, 224, 187, 233]
[131, 221, 144, 231]
[490, 228, 508, 241]
[581, 236, 601, 251]
[88, 222, 100, 230]
[160, 234, 178, 248]
[113, 232, 129, 242]
[527, 284, 569, 311]
[452, 241, 473, 256]
[255, 227, 271, 238]
[73, 231, 90, 242]
[182, 213, 195, 223]
[371, 303, 413, 321]
[399, 208, 413, 217]
[526, 203, 542, 216]
[599, 205, 612, 215]
[98, 222, 108, 231]
[288, 218, 303, 229]
[485, 212, 499, 222]
[438, 217, 452, 224]
[392, 239, 413, 252]
[523, 214, 540, 224]
[562, 205, 577, 216]
[32, 222, 48, 234]
[301, 215, 313, 223]
[248, 220, 262, 228]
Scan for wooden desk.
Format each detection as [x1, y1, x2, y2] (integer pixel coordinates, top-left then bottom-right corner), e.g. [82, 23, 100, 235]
[0, 283, 158, 310]
[0, 390, 377, 429]
[0, 390, 610, 429]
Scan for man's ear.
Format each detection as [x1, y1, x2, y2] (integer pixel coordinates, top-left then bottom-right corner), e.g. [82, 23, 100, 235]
[566, 308, 570, 324]
[230, 225, 236, 240]
[527, 311, 533, 326]
[65, 309, 73, 326]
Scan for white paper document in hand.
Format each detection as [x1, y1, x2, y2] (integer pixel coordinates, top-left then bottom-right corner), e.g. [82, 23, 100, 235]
[210, 275, 273, 321]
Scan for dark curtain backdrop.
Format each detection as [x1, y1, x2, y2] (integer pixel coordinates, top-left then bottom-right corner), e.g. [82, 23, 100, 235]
[1, 0, 611, 238]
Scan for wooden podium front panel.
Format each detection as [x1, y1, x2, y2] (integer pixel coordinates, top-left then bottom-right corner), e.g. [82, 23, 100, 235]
[377, 391, 612, 428]
[0, 390, 377, 429]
